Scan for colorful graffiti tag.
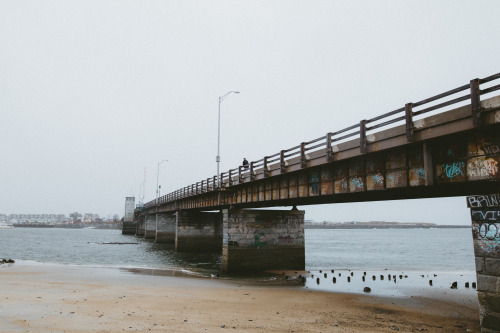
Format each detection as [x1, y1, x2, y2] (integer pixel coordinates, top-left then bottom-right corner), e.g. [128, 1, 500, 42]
[472, 222, 500, 254]
[473, 223, 500, 240]
[278, 235, 295, 244]
[442, 161, 465, 178]
[254, 233, 266, 248]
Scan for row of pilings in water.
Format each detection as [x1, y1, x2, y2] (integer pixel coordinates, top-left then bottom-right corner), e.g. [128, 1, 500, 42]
[281, 269, 476, 294]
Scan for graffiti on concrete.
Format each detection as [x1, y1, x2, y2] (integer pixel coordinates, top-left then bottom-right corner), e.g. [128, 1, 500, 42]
[408, 168, 425, 186]
[471, 205, 500, 252]
[278, 235, 295, 244]
[439, 142, 466, 159]
[367, 172, 384, 190]
[334, 178, 348, 193]
[469, 138, 500, 156]
[467, 194, 500, 208]
[442, 161, 465, 178]
[472, 222, 500, 254]
[467, 157, 498, 179]
[371, 173, 384, 185]
[471, 210, 500, 222]
[472, 223, 500, 240]
[415, 168, 425, 181]
[254, 233, 267, 248]
[349, 177, 364, 192]
[309, 173, 320, 195]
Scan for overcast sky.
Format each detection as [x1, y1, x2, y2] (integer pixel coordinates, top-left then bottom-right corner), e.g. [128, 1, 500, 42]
[1, 1, 499, 223]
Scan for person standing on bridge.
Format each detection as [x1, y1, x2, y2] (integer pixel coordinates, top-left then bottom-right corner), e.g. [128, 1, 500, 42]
[243, 158, 249, 170]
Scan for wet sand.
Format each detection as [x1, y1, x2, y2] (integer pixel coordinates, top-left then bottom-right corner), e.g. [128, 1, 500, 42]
[0, 263, 480, 332]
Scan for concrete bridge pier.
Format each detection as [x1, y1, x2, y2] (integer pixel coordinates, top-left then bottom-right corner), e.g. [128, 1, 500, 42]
[175, 211, 222, 252]
[144, 215, 156, 239]
[136, 214, 146, 237]
[156, 213, 176, 243]
[222, 208, 305, 273]
[468, 194, 500, 333]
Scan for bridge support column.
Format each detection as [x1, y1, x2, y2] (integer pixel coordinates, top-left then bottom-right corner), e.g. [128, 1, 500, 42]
[145, 215, 156, 239]
[468, 194, 500, 333]
[156, 213, 176, 243]
[122, 221, 137, 235]
[175, 211, 222, 252]
[136, 215, 146, 237]
[222, 208, 305, 273]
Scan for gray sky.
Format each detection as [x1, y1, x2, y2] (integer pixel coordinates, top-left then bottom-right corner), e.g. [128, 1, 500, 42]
[1, 1, 499, 223]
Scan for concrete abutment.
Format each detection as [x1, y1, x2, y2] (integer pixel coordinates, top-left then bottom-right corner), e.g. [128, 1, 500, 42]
[468, 194, 500, 333]
[222, 208, 305, 273]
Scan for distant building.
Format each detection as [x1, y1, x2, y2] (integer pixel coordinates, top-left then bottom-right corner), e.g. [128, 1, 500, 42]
[7, 214, 67, 224]
[83, 213, 100, 223]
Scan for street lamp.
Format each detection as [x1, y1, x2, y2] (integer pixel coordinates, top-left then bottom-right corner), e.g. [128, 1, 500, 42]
[155, 159, 168, 242]
[156, 159, 168, 204]
[217, 90, 240, 188]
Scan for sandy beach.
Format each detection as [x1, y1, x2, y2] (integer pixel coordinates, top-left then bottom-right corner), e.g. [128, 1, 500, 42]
[0, 262, 480, 333]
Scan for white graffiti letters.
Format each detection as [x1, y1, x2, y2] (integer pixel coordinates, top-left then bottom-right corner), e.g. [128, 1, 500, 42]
[467, 195, 500, 208]
[471, 210, 500, 221]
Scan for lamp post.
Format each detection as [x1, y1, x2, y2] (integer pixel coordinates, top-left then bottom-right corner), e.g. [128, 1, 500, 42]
[155, 159, 168, 240]
[156, 159, 168, 204]
[217, 90, 240, 188]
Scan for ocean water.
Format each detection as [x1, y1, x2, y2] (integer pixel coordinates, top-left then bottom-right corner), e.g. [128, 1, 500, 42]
[306, 228, 476, 272]
[0, 227, 478, 299]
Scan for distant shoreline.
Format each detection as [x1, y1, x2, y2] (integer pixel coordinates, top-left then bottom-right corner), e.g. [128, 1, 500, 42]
[305, 222, 470, 229]
[11, 223, 122, 229]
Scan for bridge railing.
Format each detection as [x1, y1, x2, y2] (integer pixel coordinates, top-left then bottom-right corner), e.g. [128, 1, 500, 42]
[143, 72, 500, 209]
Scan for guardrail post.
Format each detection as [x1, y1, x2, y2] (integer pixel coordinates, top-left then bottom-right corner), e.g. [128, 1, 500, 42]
[326, 133, 333, 162]
[264, 156, 269, 177]
[238, 166, 243, 183]
[405, 103, 414, 143]
[360, 120, 367, 153]
[228, 170, 233, 186]
[470, 78, 481, 127]
[300, 142, 307, 168]
[280, 150, 286, 174]
[212, 176, 217, 190]
[250, 162, 255, 181]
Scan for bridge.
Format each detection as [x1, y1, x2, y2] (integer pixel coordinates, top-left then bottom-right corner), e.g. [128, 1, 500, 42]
[141, 74, 499, 213]
[126, 73, 500, 331]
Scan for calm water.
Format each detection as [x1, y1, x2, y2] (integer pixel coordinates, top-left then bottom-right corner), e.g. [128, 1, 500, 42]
[0, 227, 477, 298]
[306, 228, 475, 272]
[0, 227, 475, 273]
